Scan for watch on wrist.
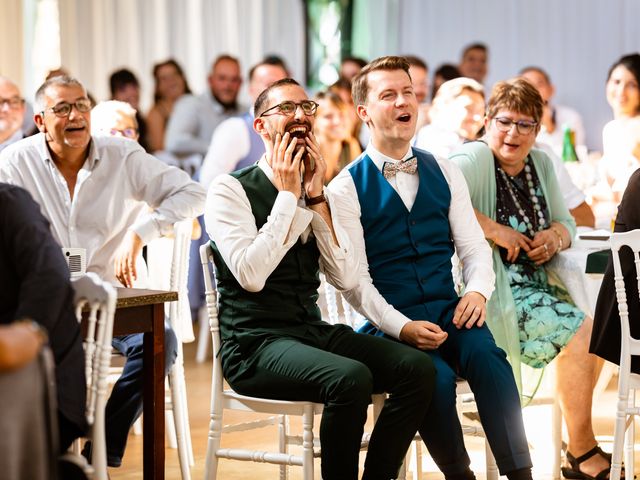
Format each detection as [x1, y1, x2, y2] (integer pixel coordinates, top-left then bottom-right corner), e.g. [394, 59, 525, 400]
[305, 193, 326, 206]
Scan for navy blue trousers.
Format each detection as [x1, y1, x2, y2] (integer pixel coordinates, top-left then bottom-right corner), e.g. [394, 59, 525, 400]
[106, 322, 178, 467]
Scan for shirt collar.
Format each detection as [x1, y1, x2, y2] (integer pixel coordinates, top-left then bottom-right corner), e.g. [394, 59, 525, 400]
[36, 132, 100, 170]
[365, 142, 414, 173]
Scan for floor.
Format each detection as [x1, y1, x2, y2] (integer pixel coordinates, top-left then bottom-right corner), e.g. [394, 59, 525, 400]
[110, 334, 630, 479]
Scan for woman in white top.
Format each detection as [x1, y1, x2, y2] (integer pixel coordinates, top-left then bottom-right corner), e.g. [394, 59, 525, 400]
[415, 77, 485, 158]
[600, 53, 640, 204]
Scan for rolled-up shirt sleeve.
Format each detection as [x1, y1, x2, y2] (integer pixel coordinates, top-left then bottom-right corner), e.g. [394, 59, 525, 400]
[127, 150, 207, 244]
[308, 190, 359, 291]
[205, 174, 312, 292]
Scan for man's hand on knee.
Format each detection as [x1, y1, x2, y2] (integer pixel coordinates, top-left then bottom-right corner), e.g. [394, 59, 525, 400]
[399, 321, 447, 350]
[452, 291, 486, 329]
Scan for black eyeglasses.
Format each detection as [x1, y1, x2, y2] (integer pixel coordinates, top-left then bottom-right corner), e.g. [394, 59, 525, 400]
[260, 100, 318, 117]
[43, 99, 92, 118]
[0, 97, 25, 110]
[493, 116, 538, 135]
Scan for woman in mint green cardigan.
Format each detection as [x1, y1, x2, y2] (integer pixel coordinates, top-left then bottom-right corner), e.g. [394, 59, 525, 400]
[451, 78, 612, 480]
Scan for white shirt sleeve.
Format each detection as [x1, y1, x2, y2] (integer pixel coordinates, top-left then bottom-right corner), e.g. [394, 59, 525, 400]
[436, 158, 495, 300]
[126, 150, 207, 244]
[328, 170, 412, 338]
[309, 190, 359, 291]
[200, 118, 250, 189]
[205, 174, 313, 292]
[536, 142, 586, 209]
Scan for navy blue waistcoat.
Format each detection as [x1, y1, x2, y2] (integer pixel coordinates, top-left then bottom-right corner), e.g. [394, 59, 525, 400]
[348, 148, 459, 331]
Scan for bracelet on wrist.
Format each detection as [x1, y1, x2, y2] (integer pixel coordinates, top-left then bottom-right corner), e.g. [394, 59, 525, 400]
[305, 193, 326, 206]
[550, 226, 564, 251]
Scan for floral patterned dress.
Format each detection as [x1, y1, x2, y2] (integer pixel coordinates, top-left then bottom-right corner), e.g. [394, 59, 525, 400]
[494, 156, 585, 368]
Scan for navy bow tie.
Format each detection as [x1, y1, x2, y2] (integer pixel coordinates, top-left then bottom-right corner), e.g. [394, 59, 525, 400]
[382, 156, 418, 179]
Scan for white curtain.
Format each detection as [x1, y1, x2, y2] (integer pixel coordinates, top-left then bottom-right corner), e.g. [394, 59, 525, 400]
[354, 0, 640, 151]
[57, 0, 305, 111]
[0, 0, 24, 86]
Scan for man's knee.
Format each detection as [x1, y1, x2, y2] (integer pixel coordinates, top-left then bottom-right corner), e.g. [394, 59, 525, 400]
[326, 362, 373, 407]
[394, 347, 436, 392]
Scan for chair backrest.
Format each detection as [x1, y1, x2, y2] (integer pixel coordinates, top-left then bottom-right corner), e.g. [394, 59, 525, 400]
[170, 219, 195, 342]
[199, 243, 224, 396]
[147, 219, 195, 342]
[610, 230, 640, 368]
[71, 273, 117, 477]
[323, 279, 365, 329]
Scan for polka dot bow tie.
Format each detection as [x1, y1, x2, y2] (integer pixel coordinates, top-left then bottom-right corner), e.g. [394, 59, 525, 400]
[382, 156, 418, 179]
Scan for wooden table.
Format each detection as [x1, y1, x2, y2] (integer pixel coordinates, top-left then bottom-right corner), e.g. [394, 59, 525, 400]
[115, 288, 178, 480]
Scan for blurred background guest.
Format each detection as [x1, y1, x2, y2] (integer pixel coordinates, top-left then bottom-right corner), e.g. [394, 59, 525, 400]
[329, 77, 368, 148]
[164, 54, 244, 175]
[431, 63, 461, 100]
[520, 66, 586, 159]
[404, 55, 430, 131]
[596, 54, 640, 212]
[415, 77, 485, 158]
[313, 90, 361, 183]
[458, 42, 488, 85]
[109, 68, 149, 150]
[91, 100, 139, 141]
[339, 55, 367, 81]
[0, 76, 26, 153]
[146, 59, 191, 153]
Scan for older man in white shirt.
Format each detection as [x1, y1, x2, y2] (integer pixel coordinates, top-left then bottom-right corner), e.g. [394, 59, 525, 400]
[328, 56, 533, 480]
[205, 77, 436, 480]
[0, 75, 206, 468]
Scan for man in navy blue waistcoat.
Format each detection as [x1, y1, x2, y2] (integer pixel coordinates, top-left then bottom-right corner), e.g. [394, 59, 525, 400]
[328, 56, 533, 480]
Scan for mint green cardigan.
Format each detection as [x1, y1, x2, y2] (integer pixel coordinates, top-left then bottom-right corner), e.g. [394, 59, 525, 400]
[450, 141, 576, 393]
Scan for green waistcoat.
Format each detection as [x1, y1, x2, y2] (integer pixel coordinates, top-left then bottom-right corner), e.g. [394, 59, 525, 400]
[210, 165, 323, 381]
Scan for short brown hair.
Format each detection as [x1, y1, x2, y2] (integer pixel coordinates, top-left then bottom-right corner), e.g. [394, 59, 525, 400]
[253, 78, 301, 117]
[351, 56, 411, 106]
[486, 78, 544, 124]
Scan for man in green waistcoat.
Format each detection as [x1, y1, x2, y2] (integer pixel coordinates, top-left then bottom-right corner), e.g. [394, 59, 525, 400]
[204, 78, 436, 480]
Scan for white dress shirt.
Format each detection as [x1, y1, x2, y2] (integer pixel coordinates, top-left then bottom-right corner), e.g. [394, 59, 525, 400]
[0, 133, 206, 286]
[328, 144, 495, 339]
[205, 156, 359, 293]
[199, 116, 251, 189]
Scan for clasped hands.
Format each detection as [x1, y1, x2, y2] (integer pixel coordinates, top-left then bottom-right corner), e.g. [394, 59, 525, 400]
[494, 224, 561, 265]
[271, 131, 326, 200]
[399, 291, 486, 350]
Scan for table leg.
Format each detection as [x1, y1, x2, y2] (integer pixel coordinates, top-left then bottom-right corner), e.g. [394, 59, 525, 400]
[143, 303, 165, 479]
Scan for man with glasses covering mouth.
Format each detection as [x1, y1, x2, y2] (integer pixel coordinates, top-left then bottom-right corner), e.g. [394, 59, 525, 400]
[0, 75, 206, 469]
[205, 77, 436, 480]
[0, 76, 26, 153]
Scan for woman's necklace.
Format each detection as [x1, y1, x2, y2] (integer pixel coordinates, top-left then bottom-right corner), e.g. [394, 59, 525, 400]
[497, 156, 546, 238]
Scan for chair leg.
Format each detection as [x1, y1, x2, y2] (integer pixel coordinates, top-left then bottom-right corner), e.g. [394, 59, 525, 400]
[278, 415, 287, 480]
[551, 398, 563, 480]
[170, 349, 192, 480]
[485, 440, 499, 480]
[204, 406, 223, 480]
[412, 441, 422, 480]
[195, 307, 210, 363]
[302, 406, 315, 480]
[166, 408, 177, 449]
[624, 390, 635, 480]
[611, 391, 629, 480]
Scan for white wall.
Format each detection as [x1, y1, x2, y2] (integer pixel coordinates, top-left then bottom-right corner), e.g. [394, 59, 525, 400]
[354, 0, 640, 152]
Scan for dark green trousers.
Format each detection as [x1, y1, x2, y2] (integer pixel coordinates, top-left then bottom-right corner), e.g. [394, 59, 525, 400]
[227, 323, 435, 480]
